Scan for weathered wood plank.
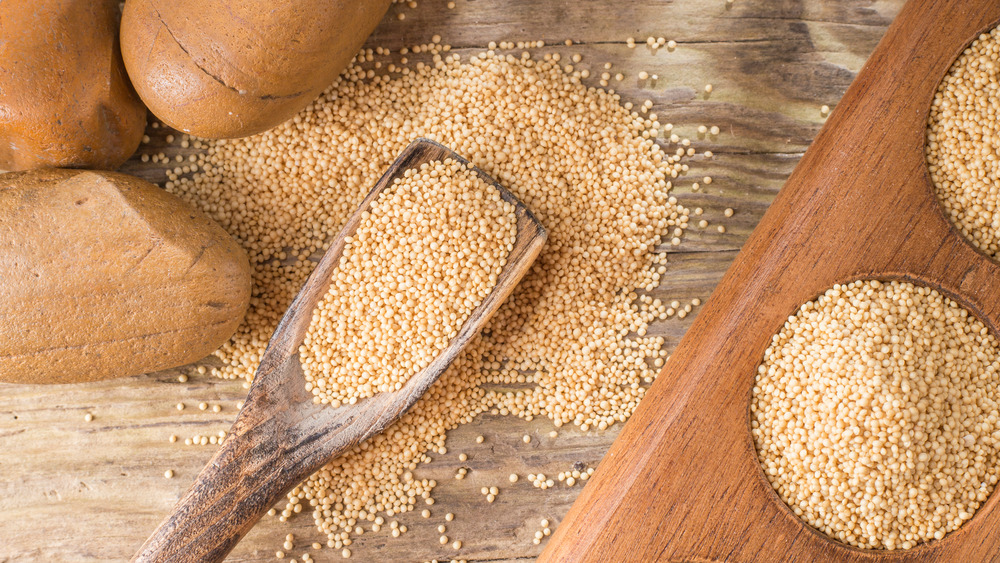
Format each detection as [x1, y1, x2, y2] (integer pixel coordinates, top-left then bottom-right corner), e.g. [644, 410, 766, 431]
[0, 0, 906, 561]
[372, 0, 900, 46]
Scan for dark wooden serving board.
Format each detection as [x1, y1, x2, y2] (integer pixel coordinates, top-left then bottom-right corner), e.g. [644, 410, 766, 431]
[542, 0, 1000, 561]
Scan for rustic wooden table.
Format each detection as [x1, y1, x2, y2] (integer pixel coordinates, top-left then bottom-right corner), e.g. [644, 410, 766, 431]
[0, 0, 907, 561]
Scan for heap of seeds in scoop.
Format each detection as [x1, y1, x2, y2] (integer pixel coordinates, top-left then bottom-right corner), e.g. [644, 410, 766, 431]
[300, 159, 516, 406]
[751, 280, 1000, 550]
[927, 26, 1000, 257]
[167, 40, 688, 546]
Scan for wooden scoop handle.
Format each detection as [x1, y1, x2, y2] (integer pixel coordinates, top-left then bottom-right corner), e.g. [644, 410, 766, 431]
[129, 359, 347, 563]
[130, 354, 428, 563]
[131, 419, 296, 563]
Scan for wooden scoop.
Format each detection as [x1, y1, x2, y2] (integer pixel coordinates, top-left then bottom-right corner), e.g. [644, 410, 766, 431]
[542, 1, 1000, 562]
[132, 139, 546, 562]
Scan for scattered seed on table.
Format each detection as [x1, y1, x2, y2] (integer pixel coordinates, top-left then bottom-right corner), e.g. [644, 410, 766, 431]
[170, 44, 693, 548]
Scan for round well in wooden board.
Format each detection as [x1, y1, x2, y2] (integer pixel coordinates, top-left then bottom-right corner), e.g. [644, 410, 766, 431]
[744, 275, 1000, 554]
[925, 23, 1000, 265]
[740, 13, 1000, 558]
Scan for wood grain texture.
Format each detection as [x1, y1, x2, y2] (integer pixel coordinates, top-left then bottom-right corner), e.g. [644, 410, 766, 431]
[542, 0, 1000, 561]
[0, 0, 909, 561]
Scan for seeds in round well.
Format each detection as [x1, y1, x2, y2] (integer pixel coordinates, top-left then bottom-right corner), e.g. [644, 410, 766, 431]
[926, 25, 1000, 258]
[752, 280, 1000, 550]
